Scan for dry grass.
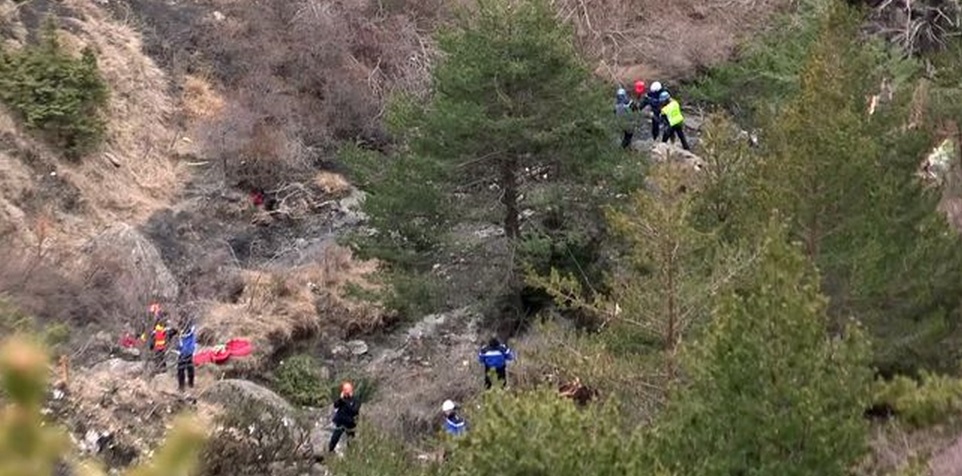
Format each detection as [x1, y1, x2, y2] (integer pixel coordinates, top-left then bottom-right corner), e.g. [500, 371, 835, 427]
[568, 0, 793, 83]
[203, 245, 386, 359]
[313, 171, 352, 197]
[181, 74, 226, 121]
[58, 0, 181, 223]
[0, 0, 183, 251]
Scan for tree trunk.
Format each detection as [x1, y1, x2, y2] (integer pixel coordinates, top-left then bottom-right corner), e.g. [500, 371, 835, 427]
[500, 155, 520, 239]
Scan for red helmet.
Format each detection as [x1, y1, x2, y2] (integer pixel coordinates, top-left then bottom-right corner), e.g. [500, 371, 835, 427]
[634, 80, 646, 95]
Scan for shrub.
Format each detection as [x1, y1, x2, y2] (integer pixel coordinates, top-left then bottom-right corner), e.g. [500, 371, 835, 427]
[325, 420, 425, 476]
[273, 354, 327, 407]
[873, 372, 962, 428]
[0, 19, 108, 158]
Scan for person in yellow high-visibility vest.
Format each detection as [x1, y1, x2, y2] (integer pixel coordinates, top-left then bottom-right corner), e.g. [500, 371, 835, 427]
[658, 91, 691, 151]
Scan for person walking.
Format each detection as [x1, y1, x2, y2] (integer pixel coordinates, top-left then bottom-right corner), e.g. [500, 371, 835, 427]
[659, 91, 691, 151]
[328, 382, 361, 453]
[478, 337, 514, 389]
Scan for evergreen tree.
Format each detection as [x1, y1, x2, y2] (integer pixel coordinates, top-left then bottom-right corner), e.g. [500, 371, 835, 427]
[655, 222, 872, 476]
[706, 0, 962, 373]
[391, 0, 619, 239]
[345, 0, 630, 317]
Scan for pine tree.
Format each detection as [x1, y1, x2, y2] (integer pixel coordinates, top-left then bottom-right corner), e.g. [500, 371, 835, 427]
[655, 222, 872, 476]
[714, 0, 962, 373]
[394, 0, 618, 239]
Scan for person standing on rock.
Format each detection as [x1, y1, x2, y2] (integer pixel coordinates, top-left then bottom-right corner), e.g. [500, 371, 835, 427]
[635, 81, 668, 140]
[329, 381, 361, 453]
[614, 87, 635, 149]
[176, 322, 197, 393]
[442, 400, 467, 436]
[144, 312, 169, 372]
[659, 91, 691, 151]
[478, 337, 514, 389]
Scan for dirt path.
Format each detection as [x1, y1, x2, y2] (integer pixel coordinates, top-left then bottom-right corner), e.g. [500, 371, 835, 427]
[931, 436, 962, 476]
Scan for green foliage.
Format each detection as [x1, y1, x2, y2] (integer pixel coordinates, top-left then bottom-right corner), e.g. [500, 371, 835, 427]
[689, 0, 918, 121]
[326, 420, 426, 476]
[347, 0, 625, 318]
[874, 372, 962, 428]
[444, 388, 663, 475]
[340, 143, 451, 268]
[0, 19, 108, 158]
[700, 0, 962, 374]
[0, 337, 204, 476]
[654, 222, 873, 476]
[273, 354, 327, 407]
[520, 320, 663, 424]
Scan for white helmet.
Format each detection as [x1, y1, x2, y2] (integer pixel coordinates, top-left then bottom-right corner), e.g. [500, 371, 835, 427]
[650, 81, 662, 93]
[442, 400, 456, 413]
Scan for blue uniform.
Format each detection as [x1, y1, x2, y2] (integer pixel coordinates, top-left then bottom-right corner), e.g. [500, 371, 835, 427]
[637, 88, 669, 140]
[478, 343, 514, 389]
[176, 326, 196, 391]
[444, 413, 467, 436]
[478, 344, 514, 370]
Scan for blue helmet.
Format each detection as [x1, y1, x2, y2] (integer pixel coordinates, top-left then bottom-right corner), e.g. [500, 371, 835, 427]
[659, 91, 671, 102]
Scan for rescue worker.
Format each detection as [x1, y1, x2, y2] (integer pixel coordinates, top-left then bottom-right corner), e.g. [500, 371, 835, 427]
[636, 81, 668, 140]
[659, 91, 691, 151]
[478, 337, 514, 389]
[614, 88, 634, 149]
[146, 319, 168, 371]
[442, 400, 466, 436]
[632, 80, 647, 103]
[176, 322, 197, 392]
[329, 382, 361, 453]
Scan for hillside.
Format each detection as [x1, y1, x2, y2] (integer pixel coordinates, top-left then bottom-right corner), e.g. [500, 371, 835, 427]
[2, 0, 962, 475]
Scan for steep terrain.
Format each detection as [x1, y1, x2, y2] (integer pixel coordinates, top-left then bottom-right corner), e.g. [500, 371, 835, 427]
[11, 0, 962, 475]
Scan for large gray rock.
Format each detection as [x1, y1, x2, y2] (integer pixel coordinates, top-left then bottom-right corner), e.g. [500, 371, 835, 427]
[81, 223, 179, 301]
[89, 358, 143, 378]
[201, 379, 296, 414]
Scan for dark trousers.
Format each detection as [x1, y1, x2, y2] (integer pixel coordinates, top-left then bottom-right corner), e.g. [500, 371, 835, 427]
[621, 131, 633, 149]
[651, 115, 661, 140]
[177, 356, 195, 391]
[153, 350, 166, 371]
[662, 124, 691, 151]
[329, 423, 356, 452]
[484, 367, 507, 389]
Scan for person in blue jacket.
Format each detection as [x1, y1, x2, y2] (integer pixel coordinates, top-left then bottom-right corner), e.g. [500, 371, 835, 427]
[634, 81, 669, 140]
[442, 400, 466, 436]
[176, 322, 197, 392]
[478, 337, 514, 389]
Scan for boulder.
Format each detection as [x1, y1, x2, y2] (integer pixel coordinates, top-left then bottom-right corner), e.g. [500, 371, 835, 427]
[81, 223, 179, 301]
[650, 142, 705, 171]
[332, 340, 369, 357]
[88, 358, 144, 379]
[201, 379, 295, 414]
